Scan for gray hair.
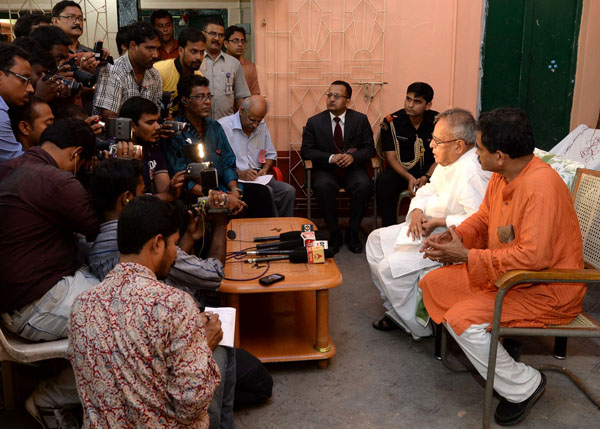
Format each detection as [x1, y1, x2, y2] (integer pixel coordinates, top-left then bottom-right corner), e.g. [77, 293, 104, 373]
[434, 108, 477, 145]
[240, 96, 269, 113]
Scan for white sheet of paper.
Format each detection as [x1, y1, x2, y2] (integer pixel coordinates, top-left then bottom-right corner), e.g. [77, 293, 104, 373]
[205, 306, 237, 348]
[394, 224, 423, 247]
[238, 174, 273, 186]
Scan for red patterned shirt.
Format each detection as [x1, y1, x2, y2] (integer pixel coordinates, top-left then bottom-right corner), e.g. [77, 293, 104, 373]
[68, 262, 220, 428]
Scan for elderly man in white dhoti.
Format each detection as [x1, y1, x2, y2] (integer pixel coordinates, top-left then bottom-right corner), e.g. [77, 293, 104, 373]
[367, 108, 491, 339]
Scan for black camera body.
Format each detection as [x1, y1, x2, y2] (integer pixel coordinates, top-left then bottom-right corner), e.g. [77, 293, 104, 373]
[184, 162, 219, 191]
[43, 69, 82, 96]
[164, 120, 190, 133]
[65, 57, 96, 88]
[96, 118, 135, 159]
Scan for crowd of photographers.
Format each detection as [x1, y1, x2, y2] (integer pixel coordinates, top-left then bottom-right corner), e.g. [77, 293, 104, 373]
[0, 2, 278, 428]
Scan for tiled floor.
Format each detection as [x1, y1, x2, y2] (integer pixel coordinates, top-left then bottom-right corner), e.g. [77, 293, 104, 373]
[2, 223, 599, 428]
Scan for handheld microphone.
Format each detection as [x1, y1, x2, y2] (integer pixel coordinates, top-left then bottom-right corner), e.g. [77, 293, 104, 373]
[253, 230, 327, 243]
[245, 247, 334, 264]
[246, 249, 294, 256]
[256, 238, 304, 250]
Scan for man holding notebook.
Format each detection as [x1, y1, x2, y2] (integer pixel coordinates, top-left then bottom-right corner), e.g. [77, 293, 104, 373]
[69, 195, 222, 427]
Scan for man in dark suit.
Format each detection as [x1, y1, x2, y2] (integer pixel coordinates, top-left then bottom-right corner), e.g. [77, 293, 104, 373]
[301, 80, 374, 253]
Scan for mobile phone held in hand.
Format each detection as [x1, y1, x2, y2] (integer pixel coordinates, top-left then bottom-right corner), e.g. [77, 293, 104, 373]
[259, 273, 285, 286]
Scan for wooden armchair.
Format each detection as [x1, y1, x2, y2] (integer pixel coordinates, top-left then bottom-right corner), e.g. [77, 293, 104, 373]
[438, 168, 600, 428]
[304, 157, 380, 229]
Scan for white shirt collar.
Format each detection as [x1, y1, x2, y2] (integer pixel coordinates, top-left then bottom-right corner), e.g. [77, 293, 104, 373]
[329, 110, 347, 124]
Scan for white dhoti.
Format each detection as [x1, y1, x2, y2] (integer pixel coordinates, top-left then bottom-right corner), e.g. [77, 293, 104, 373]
[366, 223, 442, 339]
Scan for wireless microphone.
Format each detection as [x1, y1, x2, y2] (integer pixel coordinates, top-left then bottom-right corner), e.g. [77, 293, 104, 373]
[256, 238, 304, 250]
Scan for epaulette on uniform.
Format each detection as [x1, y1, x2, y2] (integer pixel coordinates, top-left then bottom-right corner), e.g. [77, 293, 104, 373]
[385, 113, 396, 123]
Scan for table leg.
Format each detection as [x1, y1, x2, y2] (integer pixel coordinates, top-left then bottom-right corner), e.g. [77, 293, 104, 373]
[226, 293, 240, 348]
[314, 289, 331, 353]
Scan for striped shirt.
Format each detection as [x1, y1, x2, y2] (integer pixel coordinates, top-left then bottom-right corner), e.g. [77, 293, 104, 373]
[88, 220, 224, 296]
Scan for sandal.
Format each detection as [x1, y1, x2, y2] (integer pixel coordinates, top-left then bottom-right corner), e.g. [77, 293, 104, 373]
[372, 315, 400, 331]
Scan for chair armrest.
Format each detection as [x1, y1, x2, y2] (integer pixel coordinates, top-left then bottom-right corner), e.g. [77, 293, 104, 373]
[270, 166, 283, 182]
[304, 160, 313, 170]
[371, 157, 380, 170]
[494, 269, 600, 291]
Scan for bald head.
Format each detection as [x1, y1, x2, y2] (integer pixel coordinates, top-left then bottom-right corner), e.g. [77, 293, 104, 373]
[239, 96, 267, 135]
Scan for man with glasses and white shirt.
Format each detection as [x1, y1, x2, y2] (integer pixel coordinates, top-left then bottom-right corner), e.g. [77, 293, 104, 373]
[366, 108, 490, 338]
[219, 95, 295, 217]
[200, 17, 250, 120]
[0, 43, 34, 161]
[301, 80, 375, 253]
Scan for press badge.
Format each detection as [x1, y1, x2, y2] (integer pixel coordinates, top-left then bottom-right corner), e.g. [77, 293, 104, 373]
[225, 72, 233, 95]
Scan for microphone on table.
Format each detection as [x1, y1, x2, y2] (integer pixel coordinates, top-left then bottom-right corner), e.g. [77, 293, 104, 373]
[256, 238, 304, 250]
[246, 249, 294, 256]
[253, 230, 327, 243]
[245, 247, 334, 264]
[254, 230, 328, 245]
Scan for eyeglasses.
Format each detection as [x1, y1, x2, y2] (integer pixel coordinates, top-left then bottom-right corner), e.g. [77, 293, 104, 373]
[228, 38, 247, 45]
[431, 136, 459, 147]
[58, 15, 86, 23]
[204, 31, 225, 39]
[2, 69, 31, 86]
[245, 117, 262, 125]
[189, 94, 213, 102]
[326, 93, 349, 100]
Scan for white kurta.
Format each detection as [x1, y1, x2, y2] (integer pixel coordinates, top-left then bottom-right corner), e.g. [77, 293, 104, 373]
[367, 147, 491, 338]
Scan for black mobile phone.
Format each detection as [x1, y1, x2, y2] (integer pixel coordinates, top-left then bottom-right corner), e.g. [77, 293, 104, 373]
[93, 40, 103, 59]
[259, 273, 285, 286]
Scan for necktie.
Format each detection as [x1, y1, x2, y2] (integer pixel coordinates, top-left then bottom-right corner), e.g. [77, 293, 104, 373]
[333, 117, 343, 153]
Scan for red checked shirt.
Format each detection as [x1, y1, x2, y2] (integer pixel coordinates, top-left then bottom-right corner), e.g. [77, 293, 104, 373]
[68, 262, 220, 428]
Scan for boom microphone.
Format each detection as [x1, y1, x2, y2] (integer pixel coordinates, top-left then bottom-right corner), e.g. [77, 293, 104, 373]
[245, 247, 334, 264]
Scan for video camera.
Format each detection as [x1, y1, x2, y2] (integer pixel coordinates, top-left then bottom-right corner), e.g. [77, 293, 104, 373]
[182, 140, 218, 190]
[92, 40, 114, 67]
[96, 118, 138, 159]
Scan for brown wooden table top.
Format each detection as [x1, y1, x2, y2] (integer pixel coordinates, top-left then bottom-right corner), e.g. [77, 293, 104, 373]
[221, 217, 342, 293]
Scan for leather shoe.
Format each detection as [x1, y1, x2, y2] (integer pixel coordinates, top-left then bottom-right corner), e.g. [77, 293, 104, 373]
[344, 229, 362, 253]
[494, 372, 546, 426]
[329, 230, 343, 253]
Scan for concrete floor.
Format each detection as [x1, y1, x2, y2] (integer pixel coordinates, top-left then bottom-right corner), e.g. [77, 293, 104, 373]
[2, 223, 599, 428]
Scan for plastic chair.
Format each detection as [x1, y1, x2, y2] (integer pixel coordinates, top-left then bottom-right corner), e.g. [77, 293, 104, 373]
[0, 325, 68, 409]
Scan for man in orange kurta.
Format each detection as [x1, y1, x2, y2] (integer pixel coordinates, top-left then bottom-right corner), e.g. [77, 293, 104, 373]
[419, 108, 584, 426]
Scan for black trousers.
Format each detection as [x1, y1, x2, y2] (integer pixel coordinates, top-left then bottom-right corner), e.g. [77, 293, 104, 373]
[234, 348, 273, 408]
[376, 167, 409, 227]
[312, 167, 373, 233]
[242, 182, 277, 218]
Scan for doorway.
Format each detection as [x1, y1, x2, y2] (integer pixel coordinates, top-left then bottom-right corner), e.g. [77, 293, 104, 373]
[480, 0, 582, 149]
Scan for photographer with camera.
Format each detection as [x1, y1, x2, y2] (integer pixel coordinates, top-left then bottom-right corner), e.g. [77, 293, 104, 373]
[29, 25, 95, 108]
[0, 118, 100, 424]
[167, 75, 257, 214]
[119, 96, 245, 215]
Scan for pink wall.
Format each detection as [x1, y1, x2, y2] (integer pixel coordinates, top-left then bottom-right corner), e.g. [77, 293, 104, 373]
[253, 0, 484, 155]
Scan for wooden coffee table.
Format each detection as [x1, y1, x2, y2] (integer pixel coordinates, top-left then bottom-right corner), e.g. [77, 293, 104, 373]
[220, 217, 342, 368]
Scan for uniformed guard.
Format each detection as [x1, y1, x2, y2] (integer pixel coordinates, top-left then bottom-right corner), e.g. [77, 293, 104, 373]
[376, 82, 438, 227]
